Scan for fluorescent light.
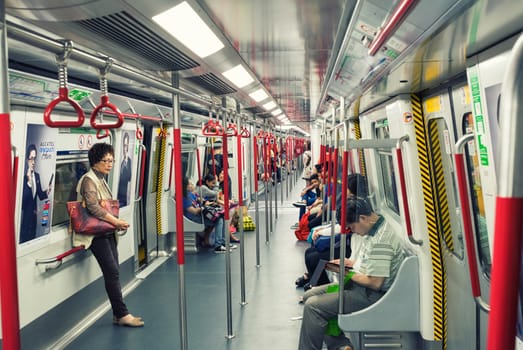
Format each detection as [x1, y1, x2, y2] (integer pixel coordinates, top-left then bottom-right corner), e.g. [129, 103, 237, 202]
[249, 88, 269, 102]
[277, 114, 286, 120]
[222, 64, 254, 88]
[152, 2, 224, 58]
[263, 101, 277, 111]
[271, 109, 282, 116]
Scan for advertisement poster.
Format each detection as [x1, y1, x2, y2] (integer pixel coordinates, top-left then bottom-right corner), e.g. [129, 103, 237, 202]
[19, 124, 58, 244]
[117, 130, 135, 208]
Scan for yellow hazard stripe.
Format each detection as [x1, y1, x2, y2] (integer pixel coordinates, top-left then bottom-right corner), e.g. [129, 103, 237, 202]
[427, 121, 453, 250]
[352, 119, 366, 176]
[156, 128, 166, 235]
[411, 94, 447, 347]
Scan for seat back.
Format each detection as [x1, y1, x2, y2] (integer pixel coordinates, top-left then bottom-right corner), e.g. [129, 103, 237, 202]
[338, 254, 420, 332]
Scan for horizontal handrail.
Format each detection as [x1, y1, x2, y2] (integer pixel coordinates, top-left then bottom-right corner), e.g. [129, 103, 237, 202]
[35, 246, 85, 270]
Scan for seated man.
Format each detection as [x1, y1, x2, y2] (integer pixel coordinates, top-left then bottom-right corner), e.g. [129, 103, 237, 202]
[298, 197, 406, 350]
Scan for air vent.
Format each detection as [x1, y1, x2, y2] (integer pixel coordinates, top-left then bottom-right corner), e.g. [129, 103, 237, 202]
[185, 73, 236, 96]
[76, 11, 199, 71]
[243, 106, 265, 115]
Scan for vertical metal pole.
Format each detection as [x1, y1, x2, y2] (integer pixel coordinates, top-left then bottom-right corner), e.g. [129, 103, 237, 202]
[280, 131, 284, 205]
[285, 137, 289, 199]
[221, 103, 235, 339]
[236, 112, 247, 305]
[171, 73, 188, 350]
[338, 119, 350, 317]
[264, 124, 270, 243]
[253, 133, 261, 267]
[0, 4, 21, 349]
[268, 131, 274, 234]
[273, 133, 278, 221]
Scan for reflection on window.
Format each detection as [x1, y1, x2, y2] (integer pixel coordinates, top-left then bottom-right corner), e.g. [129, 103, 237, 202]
[52, 159, 89, 227]
[375, 120, 399, 214]
[463, 112, 491, 277]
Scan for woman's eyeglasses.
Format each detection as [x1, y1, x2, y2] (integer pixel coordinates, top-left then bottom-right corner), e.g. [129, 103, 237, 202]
[100, 159, 114, 164]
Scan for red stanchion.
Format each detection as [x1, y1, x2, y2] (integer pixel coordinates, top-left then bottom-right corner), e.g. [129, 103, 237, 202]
[253, 136, 259, 191]
[173, 128, 185, 264]
[0, 113, 21, 349]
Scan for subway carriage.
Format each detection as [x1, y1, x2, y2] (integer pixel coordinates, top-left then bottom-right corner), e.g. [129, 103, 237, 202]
[0, 0, 522, 349]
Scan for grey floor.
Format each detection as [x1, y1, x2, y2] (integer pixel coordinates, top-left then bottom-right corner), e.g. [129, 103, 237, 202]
[65, 180, 310, 350]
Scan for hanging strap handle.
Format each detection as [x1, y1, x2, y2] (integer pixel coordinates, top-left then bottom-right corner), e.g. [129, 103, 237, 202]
[43, 41, 85, 128]
[90, 58, 124, 130]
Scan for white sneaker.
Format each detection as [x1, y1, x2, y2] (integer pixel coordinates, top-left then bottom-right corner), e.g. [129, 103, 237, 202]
[214, 245, 227, 253]
[292, 201, 307, 208]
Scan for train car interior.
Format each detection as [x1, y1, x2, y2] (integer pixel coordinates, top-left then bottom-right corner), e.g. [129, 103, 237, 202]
[0, 0, 522, 349]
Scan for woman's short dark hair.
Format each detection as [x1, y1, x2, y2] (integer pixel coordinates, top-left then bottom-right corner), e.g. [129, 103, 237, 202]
[337, 197, 374, 224]
[203, 173, 215, 184]
[88, 143, 114, 167]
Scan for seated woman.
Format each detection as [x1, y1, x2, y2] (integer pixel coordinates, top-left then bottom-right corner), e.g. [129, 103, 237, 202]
[296, 173, 368, 290]
[195, 173, 220, 203]
[182, 177, 229, 253]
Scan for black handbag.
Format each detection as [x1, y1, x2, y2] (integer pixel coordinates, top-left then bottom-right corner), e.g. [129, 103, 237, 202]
[202, 204, 224, 224]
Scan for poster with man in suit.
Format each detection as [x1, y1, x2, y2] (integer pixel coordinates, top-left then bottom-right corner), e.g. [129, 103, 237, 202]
[20, 124, 57, 244]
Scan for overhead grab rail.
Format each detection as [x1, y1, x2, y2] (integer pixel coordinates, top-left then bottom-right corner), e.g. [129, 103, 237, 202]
[90, 58, 124, 130]
[35, 246, 85, 271]
[454, 133, 489, 312]
[43, 41, 85, 128]
[368, 0, 418, 56]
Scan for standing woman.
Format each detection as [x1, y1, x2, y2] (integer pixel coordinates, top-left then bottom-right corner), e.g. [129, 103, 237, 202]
[73, 143, 144, 327]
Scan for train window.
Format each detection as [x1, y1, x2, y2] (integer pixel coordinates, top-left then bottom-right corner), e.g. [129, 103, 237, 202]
[427, 117, 465, 260]
[181, 151, 191, 178]
[374, 120, 399, 214]
[463, 112, 492, 277]
[52, 155, 90, 227]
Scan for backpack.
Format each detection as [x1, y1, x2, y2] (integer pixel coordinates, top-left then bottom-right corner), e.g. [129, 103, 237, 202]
[294, 211, 311, 241]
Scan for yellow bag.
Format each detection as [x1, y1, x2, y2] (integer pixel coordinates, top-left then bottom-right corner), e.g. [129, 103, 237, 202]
[243, 215, 256, 231]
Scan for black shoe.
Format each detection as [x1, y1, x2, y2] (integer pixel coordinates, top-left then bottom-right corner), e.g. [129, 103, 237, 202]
[303, 283, 312, 291]
[295, 275, 309, 287]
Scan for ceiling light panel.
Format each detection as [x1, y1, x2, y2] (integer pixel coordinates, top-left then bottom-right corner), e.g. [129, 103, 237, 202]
[249, 88, 269, 102]
[263, 101, 277, 111]
[222, 64, 255, 88]
[152, 1, 224, 58]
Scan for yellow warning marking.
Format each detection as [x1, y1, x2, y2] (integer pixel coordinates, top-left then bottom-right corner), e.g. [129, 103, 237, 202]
[425, 96, 442, 114]
[156, 128, 166, 235]
[411, 93, 447, 348]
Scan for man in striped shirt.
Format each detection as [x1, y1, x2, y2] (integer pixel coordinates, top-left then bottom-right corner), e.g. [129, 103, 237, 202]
[298, 197, 406, 350]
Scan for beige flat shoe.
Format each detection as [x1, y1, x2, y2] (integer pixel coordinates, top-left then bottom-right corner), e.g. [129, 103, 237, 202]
[113, 314, 144, 327]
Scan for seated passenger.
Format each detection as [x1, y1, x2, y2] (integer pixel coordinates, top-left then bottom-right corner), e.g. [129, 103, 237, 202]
[296, 174, 368, 290]
[298, 197, 406, 350]
[195, 173, 220, 203]
[182, 177, 229, 253]
[293, 173, 321, 220]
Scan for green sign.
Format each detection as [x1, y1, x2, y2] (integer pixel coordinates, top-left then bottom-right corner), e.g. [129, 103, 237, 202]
[467, 66, 489, 166]
[68, 89, 91, 102]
